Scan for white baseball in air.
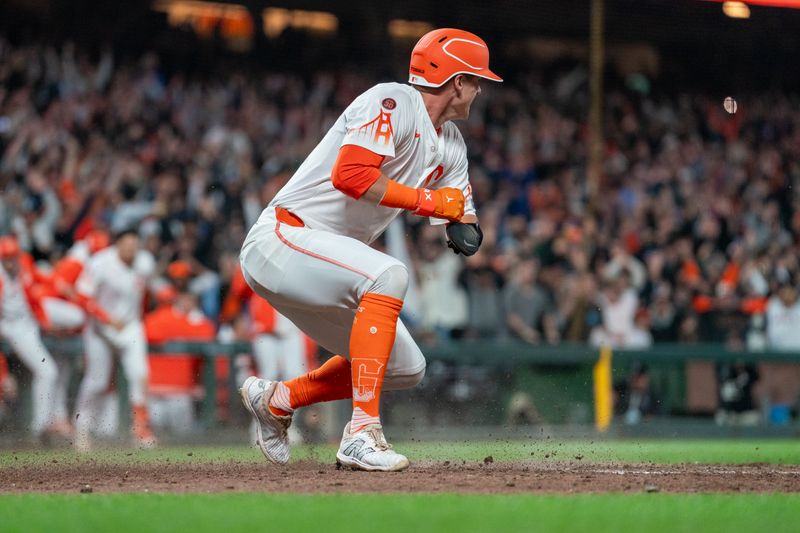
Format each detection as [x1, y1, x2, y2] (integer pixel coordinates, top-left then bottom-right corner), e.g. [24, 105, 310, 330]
[724, 96, 737, 114]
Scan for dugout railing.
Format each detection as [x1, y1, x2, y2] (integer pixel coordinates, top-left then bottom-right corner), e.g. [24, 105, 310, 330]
[2, 338, 799, 430]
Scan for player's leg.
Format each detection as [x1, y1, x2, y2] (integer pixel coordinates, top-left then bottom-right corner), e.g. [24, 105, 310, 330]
[384, 319, 427, 391]
[0, 319, 59, 437]
[74, 325, 114, 450]
[263, 308, 424, 400]
[240, 215, 413, 469]
[50, 352, 74, 436]
[116, 321, 156, 447]
[95, 390, 120, 437]
[41, 298, 86, 436]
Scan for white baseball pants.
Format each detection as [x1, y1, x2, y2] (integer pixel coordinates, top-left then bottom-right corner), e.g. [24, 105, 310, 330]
[0, 316, 58, 434]
[41, 297, 87, 423]
[240, 207, 426, 387]
[75, 321, 149, 435]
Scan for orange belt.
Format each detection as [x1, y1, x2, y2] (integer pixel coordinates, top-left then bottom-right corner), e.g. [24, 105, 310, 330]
[276, 207, 305, 227]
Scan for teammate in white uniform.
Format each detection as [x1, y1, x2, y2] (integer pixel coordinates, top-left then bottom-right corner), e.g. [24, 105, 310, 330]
[240, 28, 501, 471]
[38, 231, 113, 436]
[0, 236, 62, 439]
[74, 230, 157, 449]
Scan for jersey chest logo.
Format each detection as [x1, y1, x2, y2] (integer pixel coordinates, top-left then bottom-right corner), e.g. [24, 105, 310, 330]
[350, 110, 394, 146]
[423, 165, 445, 187]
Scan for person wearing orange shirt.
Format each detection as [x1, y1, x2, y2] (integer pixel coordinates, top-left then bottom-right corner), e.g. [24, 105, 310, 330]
[145, 286, 215, 434]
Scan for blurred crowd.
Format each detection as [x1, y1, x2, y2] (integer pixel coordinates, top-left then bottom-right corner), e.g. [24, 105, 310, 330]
[2, 36, 800, 353]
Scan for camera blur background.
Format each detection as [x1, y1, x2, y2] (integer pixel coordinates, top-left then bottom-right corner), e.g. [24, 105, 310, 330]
[2, 0, 800, 447]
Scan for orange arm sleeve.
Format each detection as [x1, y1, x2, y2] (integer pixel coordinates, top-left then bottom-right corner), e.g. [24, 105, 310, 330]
[331, 145, 385, 199]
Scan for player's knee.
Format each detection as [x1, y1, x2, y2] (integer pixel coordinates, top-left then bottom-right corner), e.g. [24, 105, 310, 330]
[369, 264, 409, 300]
[384, 365, 426, 391]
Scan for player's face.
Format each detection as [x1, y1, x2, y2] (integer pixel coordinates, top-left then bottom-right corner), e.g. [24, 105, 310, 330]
[116, 234, 139, 266]
[452, 75, 482, 120]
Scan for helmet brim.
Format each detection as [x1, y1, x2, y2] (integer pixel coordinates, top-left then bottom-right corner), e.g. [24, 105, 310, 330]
[409, 69, 503, 88]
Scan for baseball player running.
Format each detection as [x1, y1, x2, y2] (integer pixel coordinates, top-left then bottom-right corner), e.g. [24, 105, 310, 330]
[240, 28, 500, 471]
[0, 236, 65, 440]
[74, 230, 157, 450]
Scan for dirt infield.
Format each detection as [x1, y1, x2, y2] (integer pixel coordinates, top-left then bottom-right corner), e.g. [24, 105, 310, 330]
[3, 460, 800, 494]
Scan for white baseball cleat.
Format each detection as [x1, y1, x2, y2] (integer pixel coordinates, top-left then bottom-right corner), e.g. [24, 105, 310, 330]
[336, 423, 409, 472]
[239, 376, 292, 464]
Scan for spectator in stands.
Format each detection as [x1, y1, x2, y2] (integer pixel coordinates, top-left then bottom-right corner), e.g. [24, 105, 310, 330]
[503, 259, 549, 344]
[417, 226, 469, 340]
[461, 253, 505, 339]
[766, 284, 800, 350]
[590, 272, 646, 348]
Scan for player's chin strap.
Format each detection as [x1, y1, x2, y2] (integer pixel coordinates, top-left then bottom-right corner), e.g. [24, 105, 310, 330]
[446, 222, 483, 256]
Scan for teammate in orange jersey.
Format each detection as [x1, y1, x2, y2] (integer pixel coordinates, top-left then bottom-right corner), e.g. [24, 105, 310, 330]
[44, 229, 114, 329]
[239, 28, 500, 471]
[145, 286, 215, 434]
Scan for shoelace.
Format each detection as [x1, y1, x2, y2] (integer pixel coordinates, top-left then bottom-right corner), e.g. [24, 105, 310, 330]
[364, 426, 393, 451]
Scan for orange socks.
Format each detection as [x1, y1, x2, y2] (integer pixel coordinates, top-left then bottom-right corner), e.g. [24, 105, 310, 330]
[266, 292, 403, 432]
[349, 293, 403, 430]
[132, 404, 154, 437]
[268, 355, 353, 416]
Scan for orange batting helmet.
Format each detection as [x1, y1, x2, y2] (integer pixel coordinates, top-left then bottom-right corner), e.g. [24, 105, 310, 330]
[0, 236, 20, 259]
[408, 28, 502, 88]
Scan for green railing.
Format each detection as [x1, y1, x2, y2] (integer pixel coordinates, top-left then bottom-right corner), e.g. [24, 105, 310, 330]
[3, 338, 800, 428]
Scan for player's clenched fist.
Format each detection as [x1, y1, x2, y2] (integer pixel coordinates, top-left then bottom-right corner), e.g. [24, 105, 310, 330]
[414, 187, 464, 222]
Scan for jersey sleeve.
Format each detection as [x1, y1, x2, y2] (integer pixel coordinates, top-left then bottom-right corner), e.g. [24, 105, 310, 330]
[428, 127, 476, 225]
[340, 85, 412, 158]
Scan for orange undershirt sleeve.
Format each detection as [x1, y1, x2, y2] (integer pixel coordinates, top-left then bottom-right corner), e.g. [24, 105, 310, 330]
[331, 144, 385, 199]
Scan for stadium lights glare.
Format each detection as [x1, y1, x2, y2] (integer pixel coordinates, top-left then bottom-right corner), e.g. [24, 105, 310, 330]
[153, 2, 338, 41]
[262, 8, 338, 38]
[722, 1, 752, 17]
[388, 20, 434, 40]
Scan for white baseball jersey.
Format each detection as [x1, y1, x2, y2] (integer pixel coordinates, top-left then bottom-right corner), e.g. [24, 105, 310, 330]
[77, 247, 155, 324]
[0, 268, 33, 322]
[265, 82, 475, 244]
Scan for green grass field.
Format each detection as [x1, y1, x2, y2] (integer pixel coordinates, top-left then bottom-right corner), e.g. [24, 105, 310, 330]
[2, 439, 799, 532]
[1, 493, 799, 533]
[3, 438, 799, 466]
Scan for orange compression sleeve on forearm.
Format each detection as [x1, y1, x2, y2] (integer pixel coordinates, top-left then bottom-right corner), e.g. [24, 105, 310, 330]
[378, 179, 421, 211]
[331, 145, 385, 199]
